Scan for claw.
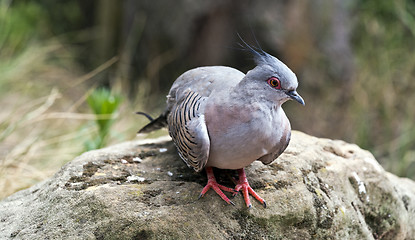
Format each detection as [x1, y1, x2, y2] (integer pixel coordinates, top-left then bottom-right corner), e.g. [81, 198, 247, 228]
[199, 167, 267, 208]
[199, 167, 234, 205]
[235, 168, 267, 208]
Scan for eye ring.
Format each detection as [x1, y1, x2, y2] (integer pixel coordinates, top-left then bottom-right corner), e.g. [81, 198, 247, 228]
[267, 77, 281, 89]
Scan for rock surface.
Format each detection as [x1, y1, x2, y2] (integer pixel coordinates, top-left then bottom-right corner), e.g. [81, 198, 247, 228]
[1, 131, 415, 239]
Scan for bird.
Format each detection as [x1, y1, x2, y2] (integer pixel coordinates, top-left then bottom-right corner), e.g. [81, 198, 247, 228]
[137, 39, 305, 208]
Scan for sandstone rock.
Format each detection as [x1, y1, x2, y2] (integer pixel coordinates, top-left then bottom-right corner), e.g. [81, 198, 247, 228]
[1, 131, 414, 239]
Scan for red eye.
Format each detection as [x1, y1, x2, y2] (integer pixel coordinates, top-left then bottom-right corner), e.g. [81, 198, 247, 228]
[267, 77, 281, 89]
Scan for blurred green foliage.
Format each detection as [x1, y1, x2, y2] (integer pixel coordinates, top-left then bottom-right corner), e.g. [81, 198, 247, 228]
[0, 1, 46, 55]
[352, 0, 415, 177]
[0, 1, 43, 92]
[0, 1, 129, 199]
[85, 88, 122, 150]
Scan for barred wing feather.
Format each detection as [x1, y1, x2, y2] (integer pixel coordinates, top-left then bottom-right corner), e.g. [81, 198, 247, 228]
[168, 90, 210, 172]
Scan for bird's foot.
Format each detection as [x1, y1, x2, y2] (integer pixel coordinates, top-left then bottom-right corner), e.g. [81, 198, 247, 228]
[199, 167, 236, 205]
[233, 168, 266, 208]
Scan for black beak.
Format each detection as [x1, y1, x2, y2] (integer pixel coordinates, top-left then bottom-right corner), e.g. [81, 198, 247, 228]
[287, 90, 305, 106]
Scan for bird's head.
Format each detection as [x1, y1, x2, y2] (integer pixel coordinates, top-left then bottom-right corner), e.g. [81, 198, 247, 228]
[239, 39, 305, 106]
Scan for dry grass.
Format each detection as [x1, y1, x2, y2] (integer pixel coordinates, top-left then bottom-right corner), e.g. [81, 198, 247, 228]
[0, 43, 152, 199]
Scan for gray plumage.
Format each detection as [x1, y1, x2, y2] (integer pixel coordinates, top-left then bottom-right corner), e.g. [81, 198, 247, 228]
[139, 46, 304, 173]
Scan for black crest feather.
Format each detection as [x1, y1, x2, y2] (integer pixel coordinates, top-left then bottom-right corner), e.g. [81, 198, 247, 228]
[236, 33, 274, 66]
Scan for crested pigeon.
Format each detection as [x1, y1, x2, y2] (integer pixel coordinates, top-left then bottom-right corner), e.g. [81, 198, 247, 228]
[138, 41, 305, 208]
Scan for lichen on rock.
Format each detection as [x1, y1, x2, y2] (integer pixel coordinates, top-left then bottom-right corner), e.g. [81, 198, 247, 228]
[1, 131, 414, 239]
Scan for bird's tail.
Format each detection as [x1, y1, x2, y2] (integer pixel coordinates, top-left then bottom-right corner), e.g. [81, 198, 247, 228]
[136, 112, 168, 133]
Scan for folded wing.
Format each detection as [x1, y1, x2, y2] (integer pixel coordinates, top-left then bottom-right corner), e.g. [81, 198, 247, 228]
[168, 90, 210, 172]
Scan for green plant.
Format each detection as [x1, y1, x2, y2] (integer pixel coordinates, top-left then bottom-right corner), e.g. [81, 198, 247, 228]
[85, 88, 122, 150]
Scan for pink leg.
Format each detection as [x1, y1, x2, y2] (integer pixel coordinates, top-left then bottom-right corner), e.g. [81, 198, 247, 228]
[234, 168, 266, 208]
[199, 167, 235, 205]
